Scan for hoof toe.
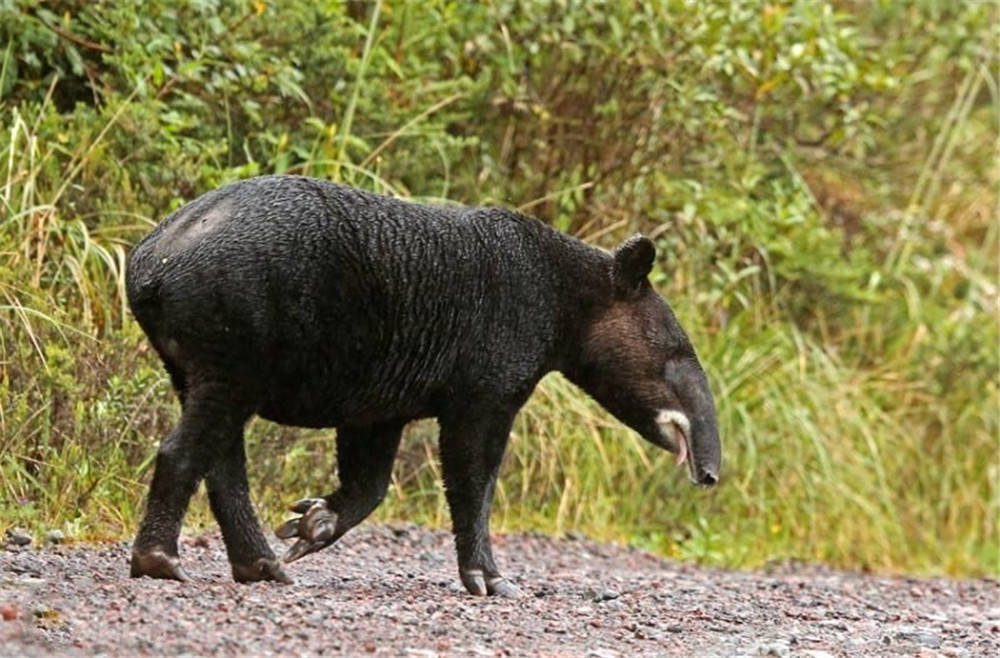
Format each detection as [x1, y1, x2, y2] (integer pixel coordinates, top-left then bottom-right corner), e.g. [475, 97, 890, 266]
[289, 497, 326, 514]
[232, 558, 293, 584]
[460, 569, 488, 596]
[487, 576, 523, 598]
[130, 549, 190, 582]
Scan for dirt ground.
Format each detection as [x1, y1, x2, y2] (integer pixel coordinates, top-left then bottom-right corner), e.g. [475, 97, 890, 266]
[1, 524, 997, 657]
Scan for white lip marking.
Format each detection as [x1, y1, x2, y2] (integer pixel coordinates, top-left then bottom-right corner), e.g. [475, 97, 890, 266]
[656, 409, 691, 467]
[655, 409, 690, 435]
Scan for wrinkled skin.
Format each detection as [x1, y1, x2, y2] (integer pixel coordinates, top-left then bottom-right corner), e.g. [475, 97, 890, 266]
[126, 175, 721, 595]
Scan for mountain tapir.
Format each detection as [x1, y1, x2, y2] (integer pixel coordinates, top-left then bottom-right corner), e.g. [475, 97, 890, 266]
[125, 175, 721, 595]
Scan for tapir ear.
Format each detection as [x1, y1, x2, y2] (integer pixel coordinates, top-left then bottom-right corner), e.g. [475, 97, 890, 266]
[612, 234, 656, 297]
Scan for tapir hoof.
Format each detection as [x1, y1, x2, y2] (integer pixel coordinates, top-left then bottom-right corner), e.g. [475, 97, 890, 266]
[232, 558, 293, 584]
[130, 549, 190, 582]
[460, 569, 524, 597]
[275, 497, 337, 563]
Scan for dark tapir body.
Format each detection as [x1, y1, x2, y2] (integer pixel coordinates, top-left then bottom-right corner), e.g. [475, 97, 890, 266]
[126, 175, 721, 594]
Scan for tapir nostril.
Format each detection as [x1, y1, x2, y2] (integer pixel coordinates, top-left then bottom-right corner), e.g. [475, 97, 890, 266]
[697, 469, 719, 487]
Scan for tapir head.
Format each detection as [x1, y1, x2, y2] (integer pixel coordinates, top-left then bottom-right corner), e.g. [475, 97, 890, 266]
[570, 235, 721, 486]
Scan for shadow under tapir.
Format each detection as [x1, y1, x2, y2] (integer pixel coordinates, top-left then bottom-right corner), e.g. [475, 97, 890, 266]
[125, 175, 722, 595]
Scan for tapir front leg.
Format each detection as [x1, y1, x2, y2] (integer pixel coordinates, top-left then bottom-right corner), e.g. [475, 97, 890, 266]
[438, 406, 521, 597]
[277, 422, 403, 562]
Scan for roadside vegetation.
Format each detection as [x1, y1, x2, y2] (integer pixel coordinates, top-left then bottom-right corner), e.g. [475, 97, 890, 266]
[1, 0, 996, 576]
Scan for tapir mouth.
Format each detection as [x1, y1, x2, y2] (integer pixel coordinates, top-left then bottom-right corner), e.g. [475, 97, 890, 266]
[655, 409, 706, 484]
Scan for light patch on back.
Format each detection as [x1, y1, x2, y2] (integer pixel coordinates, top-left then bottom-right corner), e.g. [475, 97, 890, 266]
[164, 338, 183, 361]
[154, 197, 233, 261]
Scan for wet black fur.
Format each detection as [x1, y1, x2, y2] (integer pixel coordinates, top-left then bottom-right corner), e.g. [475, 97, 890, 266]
[126, 175, 719, 591]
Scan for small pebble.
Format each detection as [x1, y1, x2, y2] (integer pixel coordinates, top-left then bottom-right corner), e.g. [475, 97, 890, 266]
[45, 529, 65, 545]
[816, 619, 848, 631]
[586, 650, 618, 658]
[894, 626, 942, 649]
[592, 588, 620, 602]
[5, 528, 32, 547]
[757, 641, 789, 656]
[939, 649, 970, 658]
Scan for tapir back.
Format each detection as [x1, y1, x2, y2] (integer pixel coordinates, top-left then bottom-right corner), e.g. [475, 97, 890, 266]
[126, 176, 562, 427]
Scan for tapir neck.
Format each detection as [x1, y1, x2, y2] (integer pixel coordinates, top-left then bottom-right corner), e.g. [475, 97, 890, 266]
[529, 224, 615, 372]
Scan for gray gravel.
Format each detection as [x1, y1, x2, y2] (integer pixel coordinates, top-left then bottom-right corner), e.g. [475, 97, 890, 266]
[1, 524, 997, 657]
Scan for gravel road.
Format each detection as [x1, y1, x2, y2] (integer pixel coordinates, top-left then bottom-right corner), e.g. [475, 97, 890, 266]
[1, 524, 997, 657]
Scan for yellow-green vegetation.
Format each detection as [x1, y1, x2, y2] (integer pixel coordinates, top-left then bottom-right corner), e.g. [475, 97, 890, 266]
[1, 1, 996, 576]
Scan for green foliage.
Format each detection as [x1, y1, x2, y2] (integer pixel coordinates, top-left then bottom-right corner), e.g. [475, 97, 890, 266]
[1, 0, 996, 577]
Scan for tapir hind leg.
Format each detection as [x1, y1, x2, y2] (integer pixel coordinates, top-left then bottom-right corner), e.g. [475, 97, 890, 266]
[131, 383, 251, 581]
[206, 437, 290, 583]
[276, 421, 403, 562]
